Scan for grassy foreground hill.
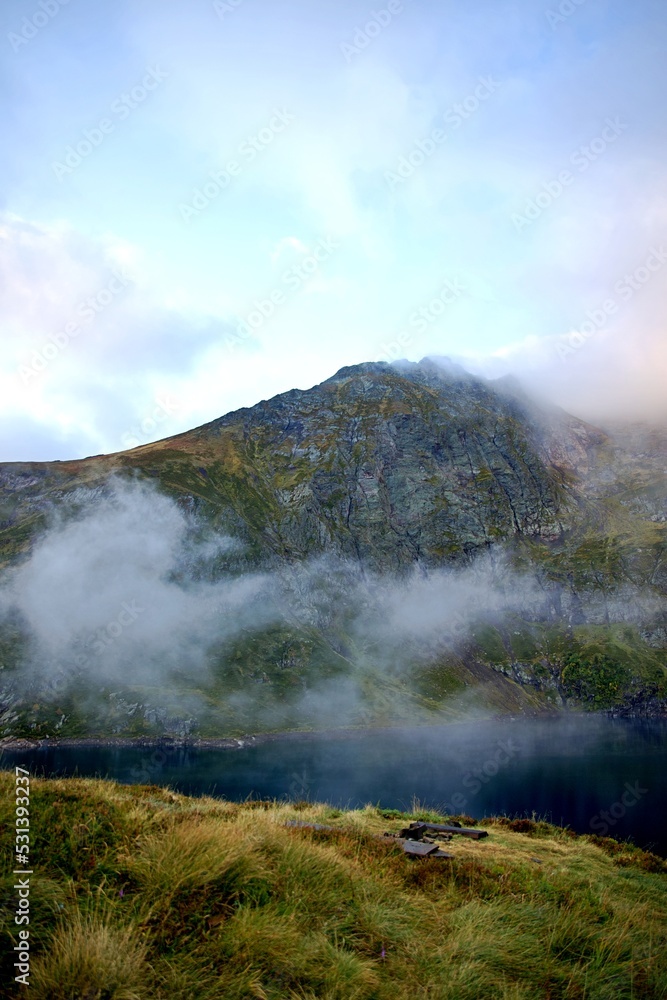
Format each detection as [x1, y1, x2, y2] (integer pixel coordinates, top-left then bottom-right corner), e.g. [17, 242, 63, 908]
[1, 771, 666, 999]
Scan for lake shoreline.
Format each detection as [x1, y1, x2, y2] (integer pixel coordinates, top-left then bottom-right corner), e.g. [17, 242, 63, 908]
[3, 705, 664, 754]
[0, 710, 606, 752]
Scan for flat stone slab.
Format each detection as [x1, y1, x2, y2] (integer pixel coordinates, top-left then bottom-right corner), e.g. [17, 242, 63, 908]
[402, 840, 440, 857]
[284, 821, 335, 831]
[404, 821, 489, 840]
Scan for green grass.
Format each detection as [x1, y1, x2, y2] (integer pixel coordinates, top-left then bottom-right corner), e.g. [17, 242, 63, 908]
[1, 773, 666, 998]
[468, 616, 667, 711]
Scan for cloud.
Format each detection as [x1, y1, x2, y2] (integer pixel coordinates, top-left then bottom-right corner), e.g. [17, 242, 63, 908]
[0, 214, 241, 459]
[2, 204, 665, 468]
[3, 1, 667, 461]
[269, 236, 309, 265]
[456, 310, 667, 425]
[0, 480, 540, 721]
[1, 479, 273, 688]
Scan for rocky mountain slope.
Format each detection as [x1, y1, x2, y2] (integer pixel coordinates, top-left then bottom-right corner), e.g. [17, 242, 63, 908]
[0, 359, 665, 737]
[0, 360, 601, 565]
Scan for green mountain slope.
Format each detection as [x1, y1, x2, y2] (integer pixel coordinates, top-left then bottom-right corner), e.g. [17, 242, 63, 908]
[0, 360, 665, 737]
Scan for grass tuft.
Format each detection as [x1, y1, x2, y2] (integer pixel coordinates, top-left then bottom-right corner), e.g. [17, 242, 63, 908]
[30, 909, 148, 1000]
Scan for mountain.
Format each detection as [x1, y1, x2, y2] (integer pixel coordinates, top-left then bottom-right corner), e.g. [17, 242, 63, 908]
[0, 360, 601, 565]
[0, 360, 665, 738]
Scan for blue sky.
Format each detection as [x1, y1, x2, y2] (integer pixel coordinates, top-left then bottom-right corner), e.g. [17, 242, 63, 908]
[1, 0, 666, 460]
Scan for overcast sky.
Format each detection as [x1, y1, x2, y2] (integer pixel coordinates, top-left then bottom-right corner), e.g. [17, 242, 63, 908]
[1, 0, 666, 461]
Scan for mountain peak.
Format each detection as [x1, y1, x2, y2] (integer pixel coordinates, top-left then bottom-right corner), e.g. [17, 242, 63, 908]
[324, 361, 393, 383]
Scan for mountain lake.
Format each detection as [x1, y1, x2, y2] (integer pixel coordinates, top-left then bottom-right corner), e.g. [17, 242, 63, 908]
[2, 715, 666, 855]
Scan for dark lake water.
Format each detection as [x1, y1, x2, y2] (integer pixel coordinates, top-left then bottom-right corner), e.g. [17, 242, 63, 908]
[3, 716, 666, 855]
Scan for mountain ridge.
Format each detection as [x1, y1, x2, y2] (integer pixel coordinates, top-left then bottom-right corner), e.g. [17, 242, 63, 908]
[1, 358, 597, 567]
